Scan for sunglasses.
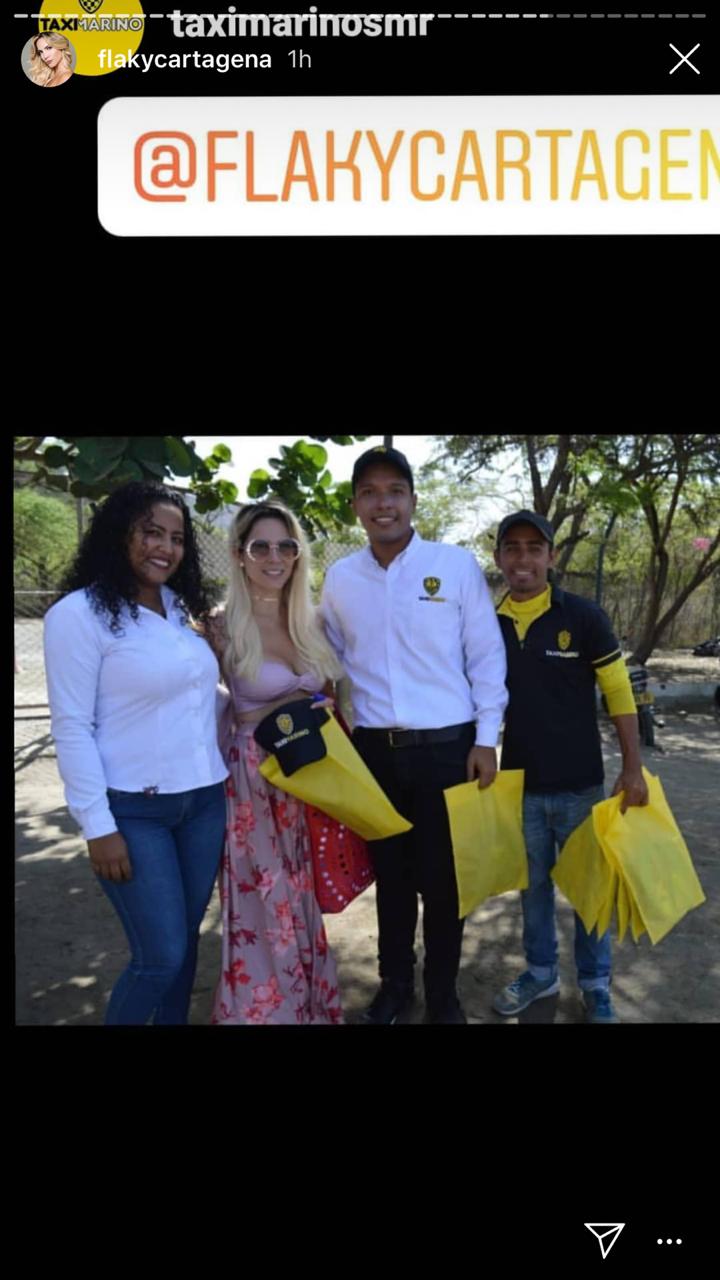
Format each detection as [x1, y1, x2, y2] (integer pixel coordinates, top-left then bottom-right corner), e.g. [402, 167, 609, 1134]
[243, 538, 301, 563]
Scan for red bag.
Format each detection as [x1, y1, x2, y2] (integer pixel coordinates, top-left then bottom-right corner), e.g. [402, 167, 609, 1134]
[305, 805, 375, 913]
[303, 702, 374, 913]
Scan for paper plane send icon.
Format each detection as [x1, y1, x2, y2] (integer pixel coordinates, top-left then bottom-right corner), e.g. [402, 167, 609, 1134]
[584, 1224, 626, 1259]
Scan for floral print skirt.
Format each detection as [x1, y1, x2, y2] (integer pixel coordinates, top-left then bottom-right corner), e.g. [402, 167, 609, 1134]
[211, 723, 343, 1025]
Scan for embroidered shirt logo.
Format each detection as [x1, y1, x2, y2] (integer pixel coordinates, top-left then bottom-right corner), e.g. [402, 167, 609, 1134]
[558, 630, 572, 651]
[276, 713, 294, 737]
[424, 577, 441, 597]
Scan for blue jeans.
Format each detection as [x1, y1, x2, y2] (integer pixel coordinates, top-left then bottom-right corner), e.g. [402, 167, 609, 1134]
[521, 786, 611, 992]
[99, 782, 226, 1025]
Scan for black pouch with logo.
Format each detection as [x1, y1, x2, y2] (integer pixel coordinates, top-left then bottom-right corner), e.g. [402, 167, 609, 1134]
[253, 698, 329, 776]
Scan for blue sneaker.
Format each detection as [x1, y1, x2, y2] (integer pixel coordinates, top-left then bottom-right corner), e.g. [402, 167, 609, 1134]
[583, 989, 619, 1024]
[492, 971, 560, 1016]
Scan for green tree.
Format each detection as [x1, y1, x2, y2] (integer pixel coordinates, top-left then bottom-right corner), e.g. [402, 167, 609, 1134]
[14, 488, 78, 601]
[247, 435, 369, 538]
[431, 433, 720, 661]
[611, 438, 720, 662]
[13, 437, 239, 513]
[14, 434, 371, 536]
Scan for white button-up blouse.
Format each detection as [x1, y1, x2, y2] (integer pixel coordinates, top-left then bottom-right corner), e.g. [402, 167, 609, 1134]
[43, 585, 228, 840]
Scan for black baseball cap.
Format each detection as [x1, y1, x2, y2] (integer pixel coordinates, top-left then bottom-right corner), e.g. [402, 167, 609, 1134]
[254, 699, 329, 776]
[352, 446, 414, 493]
[496, 510, 555, 547]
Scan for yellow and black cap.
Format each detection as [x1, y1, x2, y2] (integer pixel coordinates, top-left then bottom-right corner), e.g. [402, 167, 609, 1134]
[254, 698, 329, 776]
[352, 446, 414, 493]
[497, 510, 554, 547]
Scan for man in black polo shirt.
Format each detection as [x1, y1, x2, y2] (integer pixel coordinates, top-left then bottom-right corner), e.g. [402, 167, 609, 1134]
[492, 511, 648, 1024]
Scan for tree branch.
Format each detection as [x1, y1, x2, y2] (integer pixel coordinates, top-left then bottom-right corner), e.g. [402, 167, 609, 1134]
[525, 437, 546, 514]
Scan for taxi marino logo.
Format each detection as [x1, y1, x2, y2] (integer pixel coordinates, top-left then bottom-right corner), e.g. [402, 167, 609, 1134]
[80, 0, 104, 12]
[424, 578, 441, 597]
[276, 713, 294, 737]
[558, 630, 572, 651]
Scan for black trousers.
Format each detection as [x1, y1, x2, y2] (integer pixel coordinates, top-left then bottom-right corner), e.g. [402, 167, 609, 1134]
[352, 724, 475, 1003]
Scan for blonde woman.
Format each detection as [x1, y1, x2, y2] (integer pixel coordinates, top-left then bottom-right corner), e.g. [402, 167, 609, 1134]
[206, 502, 345, 1025]
[28, 34, 74, 87]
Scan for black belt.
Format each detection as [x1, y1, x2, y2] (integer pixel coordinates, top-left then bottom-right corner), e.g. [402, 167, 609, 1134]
[354, 722, 474, 749]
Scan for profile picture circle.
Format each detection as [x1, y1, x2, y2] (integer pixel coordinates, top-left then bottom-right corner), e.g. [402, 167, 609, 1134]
[22, 33, 77, 88]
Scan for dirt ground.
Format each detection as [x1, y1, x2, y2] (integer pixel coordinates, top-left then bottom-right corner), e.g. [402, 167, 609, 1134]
[15, 657, 718, 1025]
[642, 650, 718, 686]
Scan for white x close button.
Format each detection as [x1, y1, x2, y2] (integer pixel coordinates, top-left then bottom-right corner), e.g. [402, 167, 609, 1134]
[669, 43, 701, 76]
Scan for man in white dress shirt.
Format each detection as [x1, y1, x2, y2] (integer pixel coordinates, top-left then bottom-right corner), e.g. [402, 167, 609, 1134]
[320, 446, 508, 1024]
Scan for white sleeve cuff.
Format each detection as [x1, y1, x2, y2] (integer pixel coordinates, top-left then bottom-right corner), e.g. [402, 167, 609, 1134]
[474, 715, 504, 749]
[72, 799, 118, 842]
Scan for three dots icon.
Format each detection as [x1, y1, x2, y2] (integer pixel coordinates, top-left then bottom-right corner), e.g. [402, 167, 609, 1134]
[657, 1239, 683, 1246]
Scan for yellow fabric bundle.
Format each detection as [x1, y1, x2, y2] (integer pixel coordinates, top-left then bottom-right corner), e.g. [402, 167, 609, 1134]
[552, 768, 706, 944]
[259, 713, 413, 842]
[444, 770, 527, 917]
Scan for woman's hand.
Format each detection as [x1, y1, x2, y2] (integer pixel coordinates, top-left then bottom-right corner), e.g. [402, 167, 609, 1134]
[87, 832, 133, 882]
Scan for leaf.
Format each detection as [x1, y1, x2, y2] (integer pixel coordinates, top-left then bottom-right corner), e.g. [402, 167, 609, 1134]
[70, 457, 103, 485]
[41, 446, 70, 470]
[75, 436, 129, 461]
[127, 436, 166, 467]
[295, 441, 328, 470]
[248, 471, 270, 499]
[140, 459, 168, 478]
[312, 435, 370, 446]
[317, 470, 332, 490]
[69, 480, 111, 499]
[44, 473, 71, 492]
[210, 443, 232, 463]
[163, 437, 196, 477]
[71, 438, 130, 481]
[107, 461, 145, 486]
[216, 480, 239, 504]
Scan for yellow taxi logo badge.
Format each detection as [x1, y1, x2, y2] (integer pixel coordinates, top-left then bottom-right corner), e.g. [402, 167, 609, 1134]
[558, 630, 571, 651]
[276, 713, 294, 737]
[424, 577, 441, 597]
[80, 0, 104, 11]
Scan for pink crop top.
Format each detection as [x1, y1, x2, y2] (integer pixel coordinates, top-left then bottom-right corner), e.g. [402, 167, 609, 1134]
[228, 661, 323, 713]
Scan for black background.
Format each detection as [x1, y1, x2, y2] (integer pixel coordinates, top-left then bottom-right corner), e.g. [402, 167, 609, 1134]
[12, 10, 717, 463]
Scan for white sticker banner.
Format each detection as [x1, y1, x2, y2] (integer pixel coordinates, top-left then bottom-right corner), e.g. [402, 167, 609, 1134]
[98, 96, 719, 236]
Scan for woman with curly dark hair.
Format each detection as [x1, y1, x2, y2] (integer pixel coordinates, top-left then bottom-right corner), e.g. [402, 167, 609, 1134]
[43, 482, 228, 1025]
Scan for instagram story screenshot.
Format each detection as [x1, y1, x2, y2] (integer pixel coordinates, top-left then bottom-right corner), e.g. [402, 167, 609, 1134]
[10, 10, 717, 1236]
[11, 7, 717, 396]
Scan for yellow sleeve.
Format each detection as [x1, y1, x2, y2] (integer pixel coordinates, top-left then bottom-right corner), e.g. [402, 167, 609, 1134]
[595, 655, 637, 718]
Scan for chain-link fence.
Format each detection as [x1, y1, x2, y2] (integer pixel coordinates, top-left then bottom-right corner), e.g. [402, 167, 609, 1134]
[14, 478, 719, 715]
[13, 479, 358, 714]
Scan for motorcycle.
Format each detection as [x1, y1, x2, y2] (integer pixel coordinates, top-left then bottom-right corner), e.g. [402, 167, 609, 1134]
[627, 665, 663, 747]
[691, 636, 720, 658]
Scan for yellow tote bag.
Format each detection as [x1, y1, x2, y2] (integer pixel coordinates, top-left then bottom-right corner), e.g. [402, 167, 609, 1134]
[551, 805, 616, 936]
[259, 713, 413, 842]
[591, 796, 621, 939]
[444, 770, 527, 918]
[599, 769, 706, 944]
